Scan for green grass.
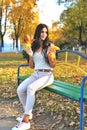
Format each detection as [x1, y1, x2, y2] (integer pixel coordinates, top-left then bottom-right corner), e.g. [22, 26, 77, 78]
[0, 52, 24, 61]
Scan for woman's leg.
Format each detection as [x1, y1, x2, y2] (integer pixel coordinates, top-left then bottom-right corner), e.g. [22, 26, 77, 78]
[17, 72, 38, 110]
[24, 72, 54, 115]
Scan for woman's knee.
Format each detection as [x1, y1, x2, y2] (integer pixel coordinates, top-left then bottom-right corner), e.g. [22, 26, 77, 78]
[17, 87, 20, 95]
[27, 85, 36, 95]
[17, 85, 22, 95]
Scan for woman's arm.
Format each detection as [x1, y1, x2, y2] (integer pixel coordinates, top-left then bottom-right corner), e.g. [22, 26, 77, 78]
[26, 48, 34, 69]
[29, 56, 34, 69]
[48, 55, 56, 68]
[47, 46, 56, 68]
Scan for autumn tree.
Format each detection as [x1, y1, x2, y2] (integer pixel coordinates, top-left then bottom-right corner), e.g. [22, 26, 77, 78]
[60, 0, 87, 48]
[49, 21, 63, 48]
[8, 0, 39, 51]
[0, 0, 11, 50]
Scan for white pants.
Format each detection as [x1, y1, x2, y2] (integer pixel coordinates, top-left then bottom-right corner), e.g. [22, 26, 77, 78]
[17, 71, 54, 115]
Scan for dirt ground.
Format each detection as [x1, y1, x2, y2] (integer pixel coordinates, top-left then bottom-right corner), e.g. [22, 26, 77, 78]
[0, 101, 56, 130]
[0, 99, 59, 130]
[0, 94, 84, 130]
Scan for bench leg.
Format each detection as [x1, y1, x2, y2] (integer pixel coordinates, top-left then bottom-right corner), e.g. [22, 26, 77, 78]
[18, 79, 20, 86]
[80, 100, 84, 130]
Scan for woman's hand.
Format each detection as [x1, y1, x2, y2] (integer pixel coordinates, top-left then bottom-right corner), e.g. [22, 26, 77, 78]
[26, 48, 34, 69]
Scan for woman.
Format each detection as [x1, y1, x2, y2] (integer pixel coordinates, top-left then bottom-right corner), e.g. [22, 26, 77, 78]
[12, 23, 56, 130]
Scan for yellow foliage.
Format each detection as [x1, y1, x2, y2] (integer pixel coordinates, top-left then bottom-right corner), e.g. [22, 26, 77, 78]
[49, 27, 63, 43]
[24, 35, 34, 50]
[7, 0, 39, 45]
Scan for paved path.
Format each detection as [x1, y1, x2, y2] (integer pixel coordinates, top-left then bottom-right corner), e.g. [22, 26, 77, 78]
[0, 117, 16, 130]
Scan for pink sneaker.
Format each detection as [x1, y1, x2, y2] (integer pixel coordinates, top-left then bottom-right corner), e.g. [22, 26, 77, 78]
[16, 114, 33, 122]
[12, 121, 30, 130]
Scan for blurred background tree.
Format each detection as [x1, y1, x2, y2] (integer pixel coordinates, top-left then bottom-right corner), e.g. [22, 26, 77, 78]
[0, 0, 87, 53]
[8, 0, 39, 51]
[0, 0, 39, 51]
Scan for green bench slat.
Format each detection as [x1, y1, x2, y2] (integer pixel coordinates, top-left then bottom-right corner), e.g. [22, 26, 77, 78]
[54, 80, 87, 97]
[54, 80, 80, 92]
[18, 75, 29, 81]
[45, 84, 80, 101]
[46, 80, 87, 101]
[54, 80, 80, 89]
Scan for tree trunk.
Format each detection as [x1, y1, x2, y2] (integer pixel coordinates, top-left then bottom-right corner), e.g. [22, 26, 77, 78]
[12, 39, 15, 49]
[78, 22, 83, 46]
[84, 40, 87, 54]
[16, 37, 18, 51]
[1, 35, 4, 47]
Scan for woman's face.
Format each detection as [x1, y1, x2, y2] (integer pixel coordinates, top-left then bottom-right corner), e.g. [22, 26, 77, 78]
[40, 27, 48, 41]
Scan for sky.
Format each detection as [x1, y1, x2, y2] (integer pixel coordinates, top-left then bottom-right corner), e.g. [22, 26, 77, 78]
[37, 0, 65, 28]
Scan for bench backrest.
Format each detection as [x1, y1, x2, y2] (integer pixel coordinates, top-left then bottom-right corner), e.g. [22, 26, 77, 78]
[18, 49, 87, 86]
[55, 50, 87, 86]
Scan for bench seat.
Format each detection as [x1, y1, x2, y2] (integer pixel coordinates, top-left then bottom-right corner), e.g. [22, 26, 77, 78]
[18, 75, 87, 102]
[46, 80, 87, 102]
[18, 75, 29, 81]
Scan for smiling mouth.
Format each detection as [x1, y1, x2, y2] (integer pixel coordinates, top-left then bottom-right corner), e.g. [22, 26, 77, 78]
[42, 36, 46, 39]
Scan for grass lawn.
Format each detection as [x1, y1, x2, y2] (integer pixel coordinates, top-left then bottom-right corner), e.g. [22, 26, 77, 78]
[0, 52, 27, 99]
[0, 51, 87, 99]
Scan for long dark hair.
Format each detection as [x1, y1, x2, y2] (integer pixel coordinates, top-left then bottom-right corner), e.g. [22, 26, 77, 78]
[31, 23, 51, 64]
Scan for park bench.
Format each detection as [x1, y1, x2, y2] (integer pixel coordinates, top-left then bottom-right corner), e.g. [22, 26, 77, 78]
[17, 50, 87, 130]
